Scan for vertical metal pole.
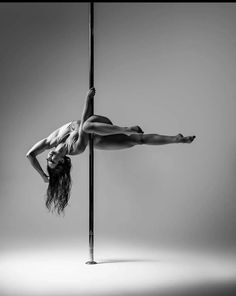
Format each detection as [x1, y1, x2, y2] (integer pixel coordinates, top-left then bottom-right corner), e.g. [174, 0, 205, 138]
[86, 2, 96, 265]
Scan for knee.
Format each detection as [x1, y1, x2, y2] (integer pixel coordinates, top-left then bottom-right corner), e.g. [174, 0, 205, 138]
[130, 134, 144, 145]
[82, 122, 94, 133]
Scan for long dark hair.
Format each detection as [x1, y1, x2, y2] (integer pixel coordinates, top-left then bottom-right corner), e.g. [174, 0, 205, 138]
[46, 156, 72, 215]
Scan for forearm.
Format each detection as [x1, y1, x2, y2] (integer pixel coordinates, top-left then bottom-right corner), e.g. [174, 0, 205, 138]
[80, 89, 96, 132]
[27, 154, 47, 180]
[81, 95, 93, 125]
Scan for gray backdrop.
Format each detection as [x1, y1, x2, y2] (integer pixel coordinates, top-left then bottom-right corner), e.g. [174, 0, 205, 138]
[1, 3, 236, 253]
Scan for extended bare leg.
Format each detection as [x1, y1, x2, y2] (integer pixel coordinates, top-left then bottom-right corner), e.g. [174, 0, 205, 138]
[94, 132, 195, 150]
[130, 133, 195, 145]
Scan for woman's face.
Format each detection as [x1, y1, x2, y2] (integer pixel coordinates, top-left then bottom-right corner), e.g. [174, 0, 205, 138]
[47, 151, 64, 169]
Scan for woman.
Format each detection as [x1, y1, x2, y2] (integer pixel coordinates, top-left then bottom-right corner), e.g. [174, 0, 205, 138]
[26, 88, 195, 214]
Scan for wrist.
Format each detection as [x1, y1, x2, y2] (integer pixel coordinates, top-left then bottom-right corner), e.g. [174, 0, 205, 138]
[87, 94, 94, 100]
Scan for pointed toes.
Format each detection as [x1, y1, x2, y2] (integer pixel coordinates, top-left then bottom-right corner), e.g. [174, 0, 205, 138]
[137, 126, 144, 134]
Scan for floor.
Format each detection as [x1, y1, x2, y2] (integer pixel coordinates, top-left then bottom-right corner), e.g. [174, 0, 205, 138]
[1, 241, 236, 296]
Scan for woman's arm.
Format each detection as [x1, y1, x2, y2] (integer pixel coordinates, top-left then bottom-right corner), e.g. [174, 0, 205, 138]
[69, 88, 95, 154]
[79, 87, 96, 135]
[26, 138, 50, 183]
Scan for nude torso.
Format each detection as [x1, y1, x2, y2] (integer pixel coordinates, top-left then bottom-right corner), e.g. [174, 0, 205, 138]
[52, 120, 80, 143]
[50, 119, 101, 156]
[47, 120, 80, 154]
[49, 115, 116, 155]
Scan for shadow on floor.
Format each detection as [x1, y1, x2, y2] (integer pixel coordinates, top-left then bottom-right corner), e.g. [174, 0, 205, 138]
[63, 282, 236, 296]
[145, 282, 236, 296]
[97, 258, 164, 264]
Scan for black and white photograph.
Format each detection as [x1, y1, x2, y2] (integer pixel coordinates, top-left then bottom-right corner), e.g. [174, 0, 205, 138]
[0, 2, 236, 296]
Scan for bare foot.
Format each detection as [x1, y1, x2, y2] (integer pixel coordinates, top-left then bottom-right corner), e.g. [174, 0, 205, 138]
[128, 125, 144, 135]
[176, 133, 196, 143]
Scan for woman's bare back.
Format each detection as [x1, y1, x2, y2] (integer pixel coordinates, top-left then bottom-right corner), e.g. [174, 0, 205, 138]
[48, 115, 113, 155]
[46, 121, 80, 147]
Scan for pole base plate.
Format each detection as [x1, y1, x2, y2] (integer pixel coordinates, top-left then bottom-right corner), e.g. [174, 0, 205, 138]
[86, 260, 97, 265]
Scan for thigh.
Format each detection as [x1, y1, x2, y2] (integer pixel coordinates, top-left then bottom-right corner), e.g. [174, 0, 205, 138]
[86, 114, 113, 125]
[94, 134, 135, 150]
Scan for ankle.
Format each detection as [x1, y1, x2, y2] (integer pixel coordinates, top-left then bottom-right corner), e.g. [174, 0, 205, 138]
[175, 134, 184, 143]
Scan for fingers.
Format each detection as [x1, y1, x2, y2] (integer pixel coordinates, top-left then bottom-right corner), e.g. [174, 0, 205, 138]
[43, 174, 49, 183]
[87, 87, 96, 97]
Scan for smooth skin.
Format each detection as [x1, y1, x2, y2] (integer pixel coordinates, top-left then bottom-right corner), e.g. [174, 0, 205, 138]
[26, 88, 195, 183]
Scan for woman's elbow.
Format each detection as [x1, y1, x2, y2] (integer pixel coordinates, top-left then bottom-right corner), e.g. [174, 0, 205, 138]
[26, 151, 34, 158]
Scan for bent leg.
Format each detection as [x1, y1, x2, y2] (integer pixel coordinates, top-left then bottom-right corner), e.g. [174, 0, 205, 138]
[83, 116, 144, 136]
[83, 122, 129, 136]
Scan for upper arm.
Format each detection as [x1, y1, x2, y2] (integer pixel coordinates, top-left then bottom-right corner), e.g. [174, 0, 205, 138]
[26, 138, 51, 157]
